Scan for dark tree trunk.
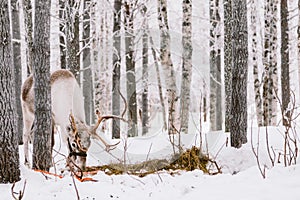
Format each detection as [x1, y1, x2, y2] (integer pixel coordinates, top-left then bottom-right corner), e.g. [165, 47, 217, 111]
[22, 0, 34, 75]
[32, 0, 53, 171]
[112, 0, 122, 138]
[124, 1, 137, 137]
[141, 5, 149, 136]
[11, 0, 23, 144]
[82, 0, 93, 125]
[281, 0, 290, 126]
[65, 0, 80, 82]
[209, 0, 222, 131]
[0, 0, 21, 183]
[224, 0, 232, 132]
[230, 0, 248, 148]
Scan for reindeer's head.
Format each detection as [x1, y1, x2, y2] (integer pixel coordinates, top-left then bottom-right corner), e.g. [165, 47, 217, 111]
[66, 114, 91, 171]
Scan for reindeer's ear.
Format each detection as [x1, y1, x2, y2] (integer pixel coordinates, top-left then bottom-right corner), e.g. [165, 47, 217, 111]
[69, 113, 77, 134]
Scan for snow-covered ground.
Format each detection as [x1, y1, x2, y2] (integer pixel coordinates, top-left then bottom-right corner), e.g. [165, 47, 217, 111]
[1, 126, 300, 200]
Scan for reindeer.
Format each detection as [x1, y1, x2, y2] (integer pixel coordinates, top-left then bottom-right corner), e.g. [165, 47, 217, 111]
[21, 69, 122, 171]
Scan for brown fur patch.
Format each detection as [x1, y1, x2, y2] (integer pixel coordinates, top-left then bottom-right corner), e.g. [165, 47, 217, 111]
[50, 69, 75, 84]
[21, 75, 33, 102]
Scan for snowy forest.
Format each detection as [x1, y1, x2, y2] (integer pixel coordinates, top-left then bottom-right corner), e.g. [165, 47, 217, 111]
[1, 0, 300, 199]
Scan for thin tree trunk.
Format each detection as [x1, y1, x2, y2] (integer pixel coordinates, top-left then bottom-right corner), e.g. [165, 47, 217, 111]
[209, 0, 222, 131]
[250, 0, 263, 127]
[59, 0, 66, 69]
[112, 0, 122, 138]
[281, 0, 290, 126]
[224, 0, 232, 132]
[82, 0, 93, 125]
[149, 35, 167, 130]
[32, 0, 53, 171]
[180, 0, 192, 134]
[11, 0, 23, 144]
[65, 0, 80, 82]
[0, 0, 21, 183]
[22, 0, 33, 75]
[157, 0, 178, 135]
[124, 1, 137, 137]
[141, 5, 149, 136]
[230, 0, 248, 148]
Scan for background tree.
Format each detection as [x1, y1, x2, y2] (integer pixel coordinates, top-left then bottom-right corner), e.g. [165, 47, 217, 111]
[82, 0, 94, 125]
[112, 0, 122, 138]
[124, 1, 138, 137]
[11, 0, 23, 144]
[141, 4, 149, 136]
[59, 0, 67, 69]
[157, 0, 178, 135]
[281, 0, 290, 126]
[224, 0, 232, 132]
[263, 0, 278, 126]
[230, 0, 248, 148]
[65, 0, 80, 82]
[0, 0, 21, 183]
[22, 0, 33, 75]
[250, 0, 263, 127]
[209, 0, 222, 131]
[32, 0, 53, 171]
[180, 0, 193, 134]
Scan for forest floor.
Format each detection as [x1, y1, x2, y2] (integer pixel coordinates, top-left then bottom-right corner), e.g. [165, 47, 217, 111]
[1, 126, 300, 200]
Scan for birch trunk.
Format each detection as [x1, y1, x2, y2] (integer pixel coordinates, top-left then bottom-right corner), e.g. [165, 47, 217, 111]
[250, 0, 263, 127]
[157, 0, 178, 135]
[180, 0, 192, 134]
[22, 0, 33, 75]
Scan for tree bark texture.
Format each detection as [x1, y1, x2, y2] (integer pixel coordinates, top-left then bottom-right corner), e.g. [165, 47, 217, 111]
[112, 0, 122, 138]
[281, 0, 290, 126]
[224, 0, 232, 132]
[0, 0, 21, 183]
[209, 0, 222, 131]
[263, 0, 278, 126]
[230, 0, 248, 148]
[250, 0, 263, 127]
[180, 0, 193, 134]
[157, 0, 178, 135]
[65, 0, 80, 82]
[32, 0, 53, 171]
[22, 0, 33, 75]
[11, 0, 23, 144]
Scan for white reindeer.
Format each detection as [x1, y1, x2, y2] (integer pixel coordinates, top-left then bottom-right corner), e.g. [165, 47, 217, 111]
[21, 69, 120, 171]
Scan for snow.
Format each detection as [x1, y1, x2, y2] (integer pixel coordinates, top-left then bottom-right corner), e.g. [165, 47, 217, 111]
[1, 126, 300, 200]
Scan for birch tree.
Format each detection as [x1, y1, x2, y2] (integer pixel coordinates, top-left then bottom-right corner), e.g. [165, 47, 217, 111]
[32, 0, 53, 171]
[250, 0, 263, 126]
[209, 0, 222, 131]
[281, 0, 290, 126]
[230, 0, 248, 148]
[0, 0, 21, 183]
[180, 0, 192, 134]
[224, 0, 232, 132]
[263, 0, 278, 126]
[112, 0, 122, 138]
[157, 0, 178, 135]
[11, 0, 23, 144]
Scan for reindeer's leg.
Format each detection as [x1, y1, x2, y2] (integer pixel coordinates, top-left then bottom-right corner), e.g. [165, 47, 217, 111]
[23, 116, 33, 167]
